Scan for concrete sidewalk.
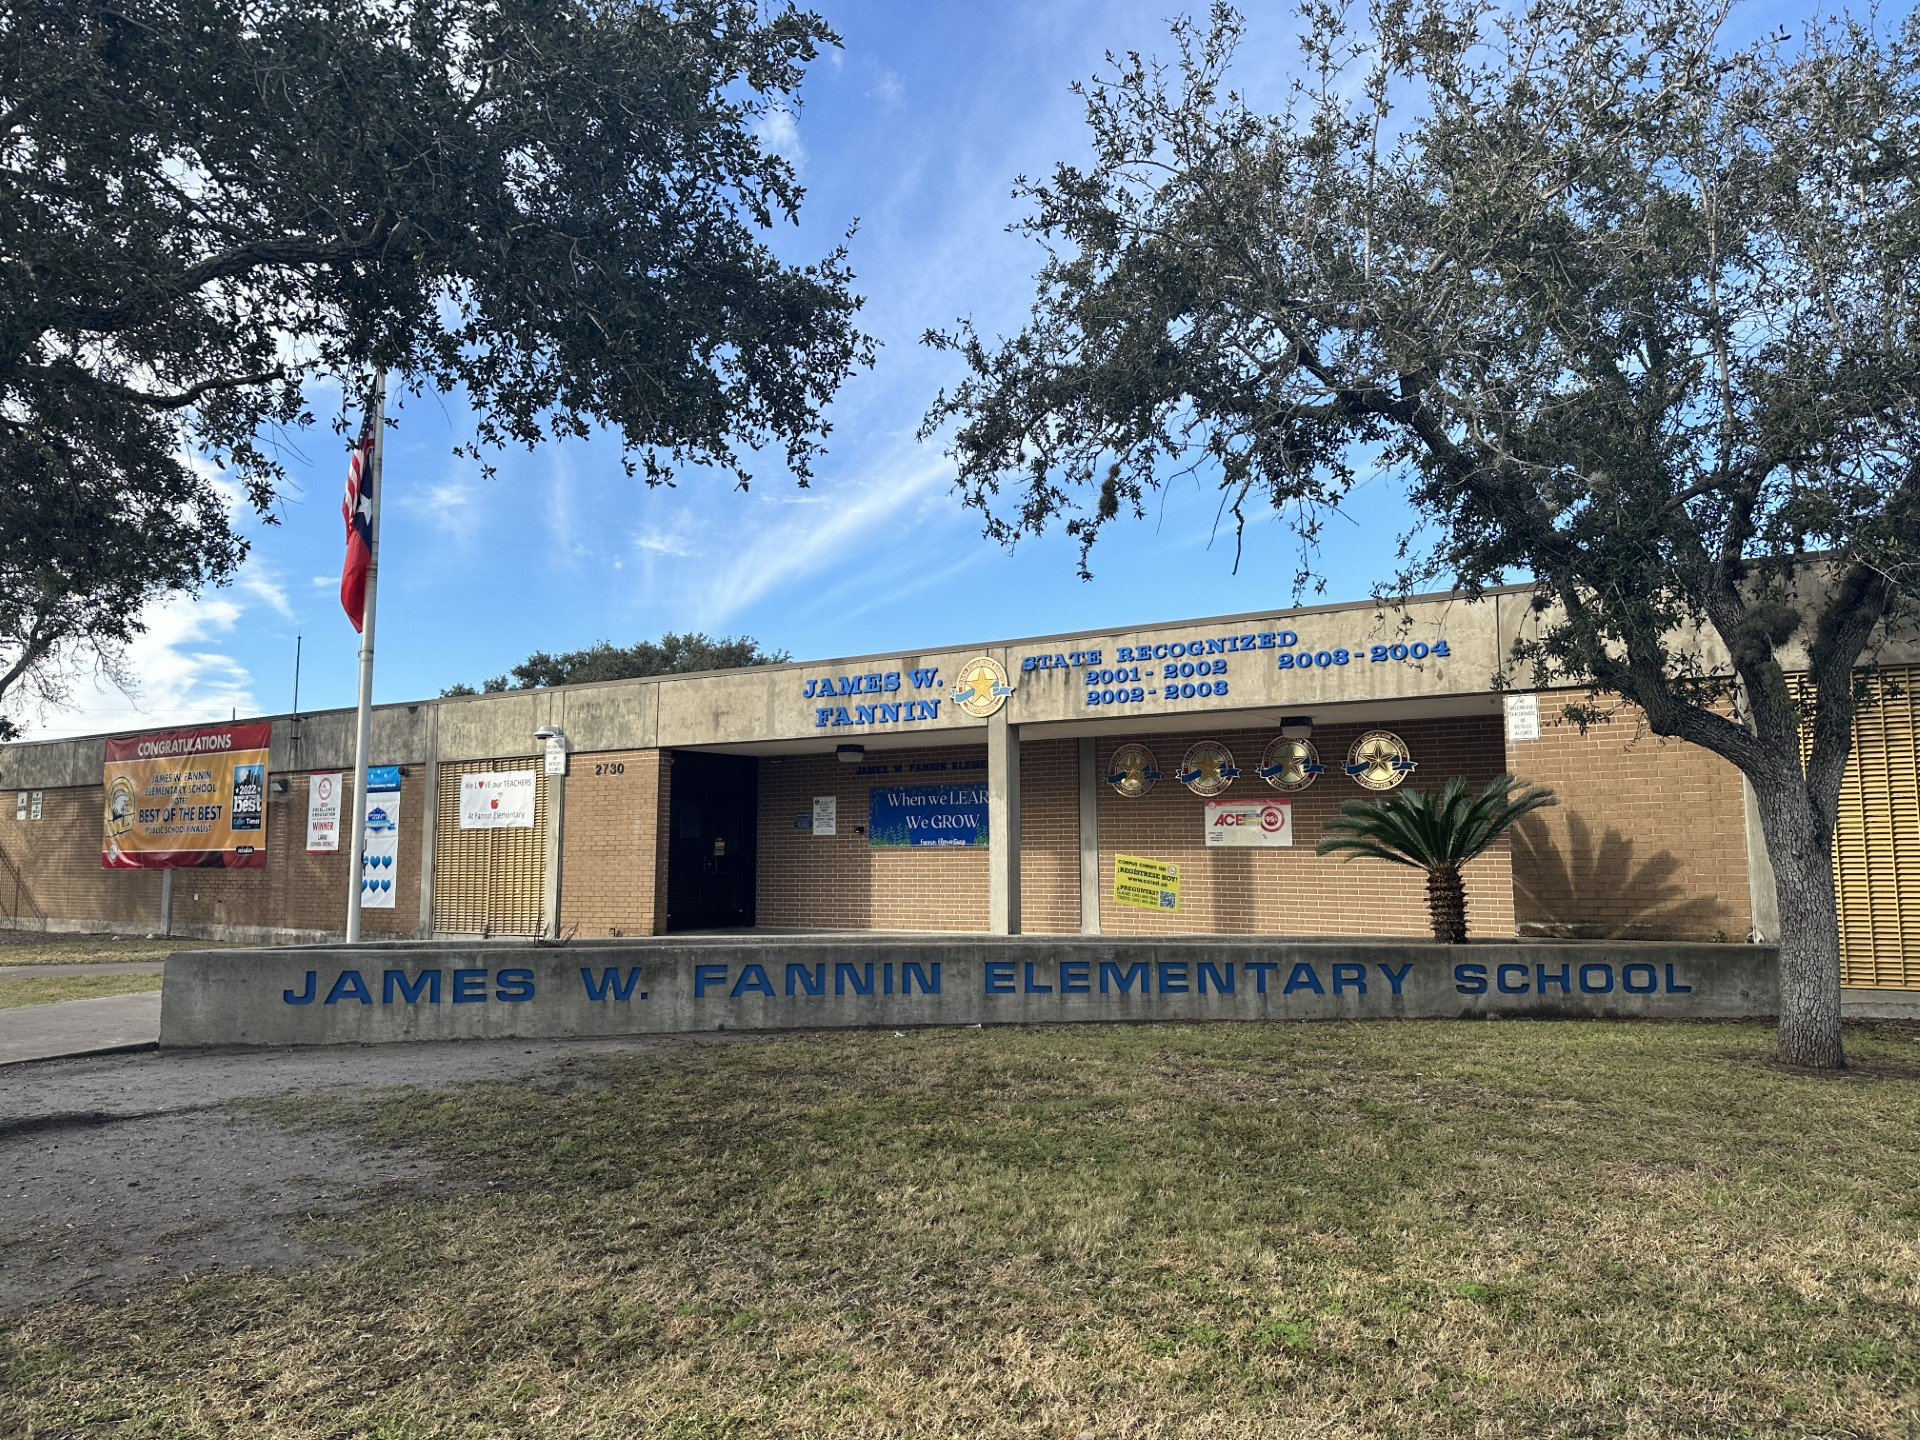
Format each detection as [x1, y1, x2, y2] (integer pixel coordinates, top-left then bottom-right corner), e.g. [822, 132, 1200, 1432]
[0, 991, 160, 1066]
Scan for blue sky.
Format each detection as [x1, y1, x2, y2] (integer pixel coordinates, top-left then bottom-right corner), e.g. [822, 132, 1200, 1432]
[38, 0, 1428, 740]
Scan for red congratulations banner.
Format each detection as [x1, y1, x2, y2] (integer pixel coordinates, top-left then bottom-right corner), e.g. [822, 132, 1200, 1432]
[102, 722, 273, 869]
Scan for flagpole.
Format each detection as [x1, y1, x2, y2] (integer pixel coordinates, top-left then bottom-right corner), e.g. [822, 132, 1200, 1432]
[344, 371, 386, 943]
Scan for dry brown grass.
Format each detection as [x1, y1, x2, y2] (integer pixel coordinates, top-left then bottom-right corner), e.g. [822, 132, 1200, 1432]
[4, 1018, 1918, 1438]
[0, 935, 193, 967]
[0, 972, 164, 1007]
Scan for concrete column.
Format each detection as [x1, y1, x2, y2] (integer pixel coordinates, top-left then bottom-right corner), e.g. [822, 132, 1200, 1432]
[416, 761, 438, 938]
[1078, 737, 1100, 935]
[542, 771, 566, 940]
[987, 711, 1021, 935]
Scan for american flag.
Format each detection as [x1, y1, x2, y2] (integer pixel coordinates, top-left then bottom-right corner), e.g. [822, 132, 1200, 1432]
[339, 416, 375, 632]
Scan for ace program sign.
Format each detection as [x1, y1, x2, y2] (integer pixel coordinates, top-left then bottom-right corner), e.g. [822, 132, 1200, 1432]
[1204, 799, 1293, 847]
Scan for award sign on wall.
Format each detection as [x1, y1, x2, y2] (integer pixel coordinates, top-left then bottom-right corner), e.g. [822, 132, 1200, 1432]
[1257, 737, 1324, 793]
[306, 772, 342, 853]
[1344, 730, 1417, 791]
[102, 722, 272, 869]
[1104, 743, 1161, 798]
[952, 656, 1014, 718]
[1176, 742, 1239, 797]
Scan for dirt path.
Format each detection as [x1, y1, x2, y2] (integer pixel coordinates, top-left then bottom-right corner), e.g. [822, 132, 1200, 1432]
[0, 1033, 764, 1314]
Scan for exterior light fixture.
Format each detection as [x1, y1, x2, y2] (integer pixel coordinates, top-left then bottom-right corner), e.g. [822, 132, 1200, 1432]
[1280, 716, 1314, 740]
[533, 724, 559, 742]
[836, 744, 865, 764]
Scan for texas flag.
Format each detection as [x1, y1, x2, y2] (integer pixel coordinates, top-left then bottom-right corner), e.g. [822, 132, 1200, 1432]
[340, 416, 376, 632]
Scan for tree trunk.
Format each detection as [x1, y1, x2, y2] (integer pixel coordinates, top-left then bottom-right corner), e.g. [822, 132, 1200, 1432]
[1750, 771, 1846, 1070]
[1426, 866, 1467, 944]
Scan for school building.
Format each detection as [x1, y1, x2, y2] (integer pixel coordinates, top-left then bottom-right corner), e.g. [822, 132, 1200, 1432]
[2, 584, 1915, 990]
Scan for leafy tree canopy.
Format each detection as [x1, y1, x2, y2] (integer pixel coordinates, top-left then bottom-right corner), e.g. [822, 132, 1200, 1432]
[1, 0, 868, 734]
[922, 0, 1920, 1068]
[442, 632, 789, 695]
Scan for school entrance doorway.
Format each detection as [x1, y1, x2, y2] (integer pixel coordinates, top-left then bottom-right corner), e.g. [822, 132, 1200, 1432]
[666, 751, 759, 931]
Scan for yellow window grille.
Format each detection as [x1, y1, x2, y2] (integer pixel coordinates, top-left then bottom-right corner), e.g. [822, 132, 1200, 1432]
[1828, 666, 1920, 989]
[432, 758, 547, 936]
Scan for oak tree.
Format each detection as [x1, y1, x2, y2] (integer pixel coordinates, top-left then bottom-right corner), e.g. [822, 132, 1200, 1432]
[2, 0, 869, 733]
[442, 631, 788, 694]
[923, 0, 1920, 1067]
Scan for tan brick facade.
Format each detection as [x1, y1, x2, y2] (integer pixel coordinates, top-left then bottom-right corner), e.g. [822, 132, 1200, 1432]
[757, 743, 995, 932]
[0, 688, 1769, 952]
[1505, 694, 1753, 942]
[559, 748, 669, 938]
[1093, 717, 1516, 940]
[0, 771, 427, 938]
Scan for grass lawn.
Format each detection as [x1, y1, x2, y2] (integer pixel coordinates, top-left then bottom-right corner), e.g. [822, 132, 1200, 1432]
[4, 1019, 1918, 1438]
[0, 936, 188, 967]
[0, 972, 165, 1008]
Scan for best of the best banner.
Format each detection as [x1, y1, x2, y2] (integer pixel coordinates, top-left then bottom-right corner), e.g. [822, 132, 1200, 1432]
[103, 722, 272, 869]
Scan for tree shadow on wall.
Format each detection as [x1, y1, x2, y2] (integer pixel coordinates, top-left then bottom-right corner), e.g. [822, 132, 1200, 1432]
[1510, 814, 1733, 941]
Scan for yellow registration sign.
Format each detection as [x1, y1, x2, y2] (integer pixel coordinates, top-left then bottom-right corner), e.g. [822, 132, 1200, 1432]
[1113, 853, 1180, 913]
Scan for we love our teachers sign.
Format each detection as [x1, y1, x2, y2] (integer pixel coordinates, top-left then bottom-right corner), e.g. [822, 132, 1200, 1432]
[459, 771, 536, 830]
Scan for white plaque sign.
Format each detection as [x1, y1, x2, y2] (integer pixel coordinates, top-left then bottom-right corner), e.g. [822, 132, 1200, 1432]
[812, 795, 838, 837]
[1504, 693, 1541, 742]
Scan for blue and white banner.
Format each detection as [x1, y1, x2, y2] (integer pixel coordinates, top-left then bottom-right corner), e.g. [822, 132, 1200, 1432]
[361, 767, 401, 910]
[868, 783, 989, 848]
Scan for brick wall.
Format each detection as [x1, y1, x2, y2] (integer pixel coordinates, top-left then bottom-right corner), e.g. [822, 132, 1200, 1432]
[0, 786, 162, 928]
[1018, 739, 1081, 934]
[559, 749, 669, 937]
[757, 744, 995, 932]
[1093, 717, 1516, 939]
[1507, 695, 1752, 941]
[0, 772, 426, 938]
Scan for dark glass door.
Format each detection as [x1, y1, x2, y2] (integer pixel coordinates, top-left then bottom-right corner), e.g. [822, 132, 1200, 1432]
[666, 752, 759, 931]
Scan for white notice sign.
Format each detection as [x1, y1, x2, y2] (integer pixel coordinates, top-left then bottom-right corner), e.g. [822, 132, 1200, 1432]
[544, 738, 568, 777]
[306, 772, 341, 852]
[1505, 693, 1541, 742]
[812, 795, 838, 837]
[1203, 799, 1293, 847]
[460, 770, 537, 829]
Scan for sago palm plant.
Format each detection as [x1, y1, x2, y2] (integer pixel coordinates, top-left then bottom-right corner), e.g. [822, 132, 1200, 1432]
[1316, 774, 1557, 943]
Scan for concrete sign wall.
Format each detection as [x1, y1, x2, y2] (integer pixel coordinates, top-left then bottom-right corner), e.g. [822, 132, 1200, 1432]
[160, 938, 1778, 1048]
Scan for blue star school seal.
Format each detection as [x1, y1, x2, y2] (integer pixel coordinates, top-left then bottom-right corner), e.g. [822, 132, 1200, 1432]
[1104, 743, 1161, 797]
[952, 656, 1015, 718]
[1176, 742, 1239, 796]
[1258, 737, 1325, 793]
[1345, 730, 1418, 791]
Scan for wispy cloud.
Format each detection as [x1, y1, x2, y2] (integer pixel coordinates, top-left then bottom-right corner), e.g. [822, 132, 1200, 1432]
[632, 528, 696, 558]
[678, 447, 953, 628]
[755, 107, 804, 164]
[237, 561, 294, 620]
[21, 593, 259, 740]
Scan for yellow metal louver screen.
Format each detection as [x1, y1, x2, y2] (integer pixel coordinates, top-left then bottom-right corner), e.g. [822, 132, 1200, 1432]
[1828, 666, 1920, 989]
[431, 758, 547, 936]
